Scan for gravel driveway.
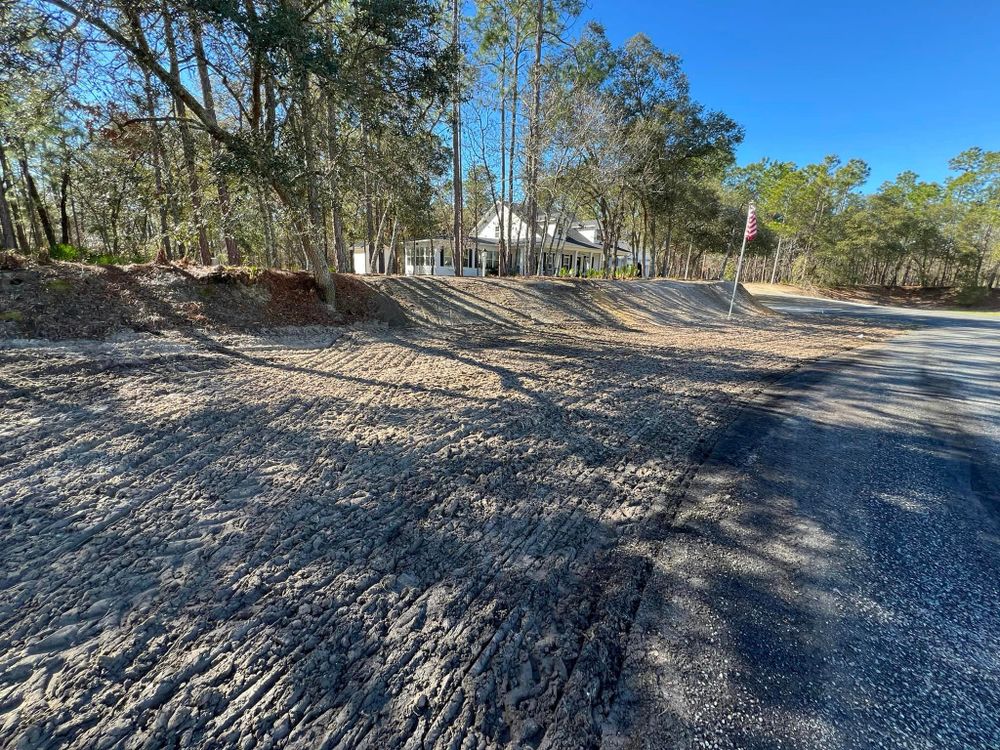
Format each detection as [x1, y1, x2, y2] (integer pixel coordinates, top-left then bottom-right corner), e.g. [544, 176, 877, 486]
[603, 305, 1000, 750]
[1, 318, 883, 749]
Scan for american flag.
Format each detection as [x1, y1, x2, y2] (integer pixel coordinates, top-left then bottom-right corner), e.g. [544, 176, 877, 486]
[745, 204, 758, 243]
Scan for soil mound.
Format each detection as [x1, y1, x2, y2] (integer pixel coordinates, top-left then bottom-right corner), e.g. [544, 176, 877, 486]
[745, 282, 1000, 311]
[1, 254, 765, 340]
[0, 258, 386, 340]
[367, 276, 767, 328]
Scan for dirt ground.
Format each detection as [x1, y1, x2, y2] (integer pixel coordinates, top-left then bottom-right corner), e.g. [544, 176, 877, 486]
[0, 255, 771, 341]
[0, 290, 895, 749]
[745, 282, 1000, 311]
[0, 256, 401, 340]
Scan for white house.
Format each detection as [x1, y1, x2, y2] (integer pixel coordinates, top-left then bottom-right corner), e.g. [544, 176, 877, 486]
[352, 241, 481, 277]
[353, 202, 643, 277]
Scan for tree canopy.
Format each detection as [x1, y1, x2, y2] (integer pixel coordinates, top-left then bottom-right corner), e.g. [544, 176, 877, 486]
[1, 0, 996, 293]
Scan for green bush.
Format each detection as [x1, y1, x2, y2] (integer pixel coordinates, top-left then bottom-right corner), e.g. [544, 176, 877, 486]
[50, 243, 82, 261]
[617, 264, 640, 279]
[955, 283, 990, 306]
[50, 243, 131, 266]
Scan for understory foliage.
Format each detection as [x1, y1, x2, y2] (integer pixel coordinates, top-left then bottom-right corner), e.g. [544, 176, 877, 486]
[1, 1, 997, 293]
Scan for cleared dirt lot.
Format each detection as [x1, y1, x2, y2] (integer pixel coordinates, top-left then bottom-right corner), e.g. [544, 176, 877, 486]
[0, 289, 890, 749]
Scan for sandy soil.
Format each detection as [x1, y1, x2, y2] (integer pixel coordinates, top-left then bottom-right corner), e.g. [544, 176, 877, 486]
[745, 282, 1000, 311]
[0, 309, 895, 750]
[0, 257, 395, 340]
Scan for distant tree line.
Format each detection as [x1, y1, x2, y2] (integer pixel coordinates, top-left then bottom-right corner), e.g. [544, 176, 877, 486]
[1, 0, 997, 302]
[724, 151, 1000, 290]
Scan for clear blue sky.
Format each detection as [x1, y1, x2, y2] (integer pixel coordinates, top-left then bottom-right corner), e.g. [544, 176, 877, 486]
[582, 0, 1000, 189]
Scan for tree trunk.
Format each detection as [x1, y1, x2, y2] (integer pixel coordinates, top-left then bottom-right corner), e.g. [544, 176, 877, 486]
[648, 213, 657, 278]
[325, 91, 349, 272]
[497, 48, 508, 275]
[19, 158, 56, 252]
[524, 0, 544, 276]
[244, 0, 263, 134]
[506, 23, 521, 275]
[257, 185, 276, 267]
[297, 68, 325, 268]
[0, 186, 16, 251]
[387, 216, 399, 274]
[190, 12, 240, 264]
[272, 179, 334, 303]
[451, 0, 464, 276]
[143, 71, 172, 262]
[769, 236, 783, 284]
[718, 220, 739, 280]
[0, 143, 17, 251]
[361, 122, 376, 273]
[58, 168, 71, 246]
[660, 212, 674, 277]
[163, 7, 211, 264]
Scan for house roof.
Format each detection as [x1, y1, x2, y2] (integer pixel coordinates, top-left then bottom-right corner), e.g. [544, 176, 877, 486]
[564, 227, 600, 249]
[407, 202, 633, 256]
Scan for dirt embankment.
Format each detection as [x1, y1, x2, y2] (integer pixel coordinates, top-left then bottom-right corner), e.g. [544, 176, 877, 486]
[1, 254, 766, 340]
[746, 281, 1000, 311]
[345, 276, 767, 328]
[0, 255, 411, 340]
[822, 285, 1000, 310]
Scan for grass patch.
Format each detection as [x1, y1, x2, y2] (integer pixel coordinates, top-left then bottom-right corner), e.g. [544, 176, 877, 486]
[90, 253, 130, 265]
[0, 309, 24, 322]
[51, 244, 131, 266]
[44, 278, 74, 293]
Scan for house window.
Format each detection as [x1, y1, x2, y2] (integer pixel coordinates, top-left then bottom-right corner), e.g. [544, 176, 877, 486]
[406, 244, 432, 268]
[493, 222, 500, 239]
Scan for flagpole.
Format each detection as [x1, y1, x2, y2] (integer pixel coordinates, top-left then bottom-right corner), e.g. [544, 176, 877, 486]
[727, 204, 753, 320]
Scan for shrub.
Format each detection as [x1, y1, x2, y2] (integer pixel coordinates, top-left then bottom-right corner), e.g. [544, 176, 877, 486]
[50, 243, 82, 261]
[617, 264, 640, 279]
[955, 283, 990, 307]
[49, 244, 131, 266]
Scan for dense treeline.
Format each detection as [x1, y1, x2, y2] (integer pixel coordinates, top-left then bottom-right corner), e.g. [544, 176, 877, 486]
[2, 0, 455, 301]
[726, 152, 1000, 291]
[1, 0, 997, 303]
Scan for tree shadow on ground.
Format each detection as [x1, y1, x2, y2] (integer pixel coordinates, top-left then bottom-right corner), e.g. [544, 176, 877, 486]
[0, 315, 953, 750]
[601, 341, 1000, 750]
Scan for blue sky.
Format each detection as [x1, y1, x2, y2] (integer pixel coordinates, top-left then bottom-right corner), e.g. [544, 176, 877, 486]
[582, 0, 1000, 189]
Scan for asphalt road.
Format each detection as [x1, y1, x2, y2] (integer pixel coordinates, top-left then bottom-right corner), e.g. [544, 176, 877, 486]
[603, 296, 1000, 750]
